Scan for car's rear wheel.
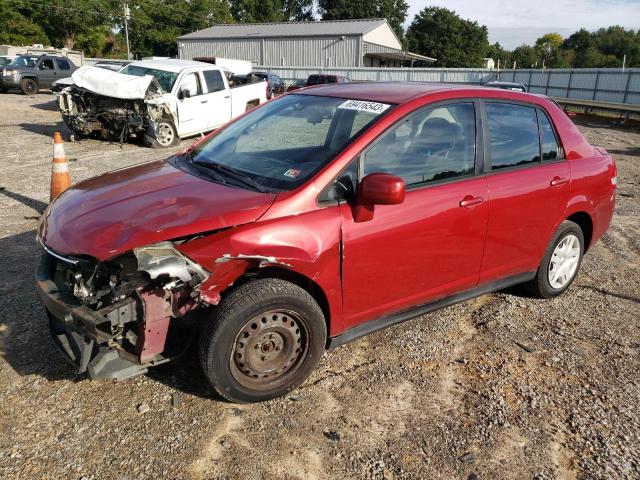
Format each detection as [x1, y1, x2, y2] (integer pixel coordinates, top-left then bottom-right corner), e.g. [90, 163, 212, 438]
[525, 220, 584, 298]
[20, 78, 37, 95]
[0, 87, 8, 93]
[199, 278, 327, 403]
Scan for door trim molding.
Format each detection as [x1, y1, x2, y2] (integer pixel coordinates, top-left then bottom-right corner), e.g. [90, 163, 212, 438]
[327, 271, 536, 348]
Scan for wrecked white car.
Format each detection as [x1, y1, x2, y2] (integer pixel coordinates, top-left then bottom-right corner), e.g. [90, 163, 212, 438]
[57, 59, 267, 147]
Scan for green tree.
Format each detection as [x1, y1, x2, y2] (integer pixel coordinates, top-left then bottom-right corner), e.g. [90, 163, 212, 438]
[284, 0, 314, 21]
[230, 0, 314, 22]
[594, 26, 639, 67]
[231, 0, 285, 22]
[36, 0, 120, 49]
[511, 44, 537, 68]
[485, 42, 511, 69]
[534, 33, 568, 67]
[318, 0, 409, 41]
[406, 7, 488, 67]
[128, 0, 233, 58]
[0, 0, 49, 45]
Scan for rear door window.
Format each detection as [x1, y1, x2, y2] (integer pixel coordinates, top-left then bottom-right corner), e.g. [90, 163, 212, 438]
[56, 58, 71, 70]
[486, 103, 540, 170]
[203, 70, 225, 93]
[538, 110, 561, 161]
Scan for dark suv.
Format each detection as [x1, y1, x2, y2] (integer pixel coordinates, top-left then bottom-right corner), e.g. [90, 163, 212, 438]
[304, 74, 350, 87]
[253, 72, 286, 99]
[0, 54, 78, 94]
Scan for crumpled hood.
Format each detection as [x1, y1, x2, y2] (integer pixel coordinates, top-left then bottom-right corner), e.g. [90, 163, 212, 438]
[38, 160, 275, 261]
[70, 66, 156, 100]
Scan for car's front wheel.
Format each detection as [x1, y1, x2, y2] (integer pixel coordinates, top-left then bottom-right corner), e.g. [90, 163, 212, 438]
[199, 279, 327, 403]
[20, 77, 37, 95]
[526, 220, 584, 298]
[145, 117, 179, 148]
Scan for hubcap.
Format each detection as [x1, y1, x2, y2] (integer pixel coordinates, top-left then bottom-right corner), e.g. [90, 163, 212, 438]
[156, 122, 174, 147]
[230, 310, 307, 390]
[548, 234, 581, 289]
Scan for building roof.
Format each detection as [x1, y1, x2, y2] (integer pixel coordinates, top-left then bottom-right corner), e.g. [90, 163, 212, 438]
[178, 19, 388, 40]
[363, 42, 436, 63]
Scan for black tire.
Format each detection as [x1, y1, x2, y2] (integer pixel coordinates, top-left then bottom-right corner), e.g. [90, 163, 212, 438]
[199, 278, 327, 403]
[525, 220, 584, 298]
[144, 117, 179, 148]
[20, 77, 37, 95]
[0, 87, 8, 93]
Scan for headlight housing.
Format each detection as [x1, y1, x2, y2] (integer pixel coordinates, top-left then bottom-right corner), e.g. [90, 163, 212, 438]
[134, 242, 209, 285]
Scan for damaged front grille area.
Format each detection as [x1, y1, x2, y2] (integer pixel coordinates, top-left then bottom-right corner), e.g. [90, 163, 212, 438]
[41, 241, 210, 367]
[59, 87, 149, 141]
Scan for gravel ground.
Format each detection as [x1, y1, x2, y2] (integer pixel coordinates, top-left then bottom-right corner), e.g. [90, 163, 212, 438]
[0, 92, 638, 480]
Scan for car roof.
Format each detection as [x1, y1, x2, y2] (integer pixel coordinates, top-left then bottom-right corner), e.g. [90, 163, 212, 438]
[295, 81, 545, 105]
[487, 81, 524, 86]
[127, 59, 212, 73]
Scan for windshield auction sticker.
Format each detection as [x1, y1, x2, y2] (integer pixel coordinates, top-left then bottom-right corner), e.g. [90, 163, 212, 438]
[338, 100, 390, 114]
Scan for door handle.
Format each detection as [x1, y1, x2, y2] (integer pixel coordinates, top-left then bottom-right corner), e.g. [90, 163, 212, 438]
[200, 99, 208, 104]
[459, 196, 483, 208]
[550, 176, 569, 186]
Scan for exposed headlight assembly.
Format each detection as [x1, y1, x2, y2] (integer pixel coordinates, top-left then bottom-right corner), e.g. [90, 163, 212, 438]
[134, 242, 209, 285]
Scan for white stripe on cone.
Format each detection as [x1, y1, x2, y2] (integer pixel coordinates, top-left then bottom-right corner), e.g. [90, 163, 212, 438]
[53, 143, 65, 159]
[52, 163, 69, 173]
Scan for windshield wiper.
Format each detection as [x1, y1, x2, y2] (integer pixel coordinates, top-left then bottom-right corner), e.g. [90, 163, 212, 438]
[191, 159, 268, 193]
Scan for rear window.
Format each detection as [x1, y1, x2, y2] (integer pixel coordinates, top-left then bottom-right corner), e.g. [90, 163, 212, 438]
[486, 103, 540, 170]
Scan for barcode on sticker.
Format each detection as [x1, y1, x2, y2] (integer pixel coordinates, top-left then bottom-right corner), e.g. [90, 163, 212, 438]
[338, 100, 390, 114]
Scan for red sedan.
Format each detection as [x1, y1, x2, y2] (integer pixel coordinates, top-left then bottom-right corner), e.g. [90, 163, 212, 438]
[37, 83, 616, 402]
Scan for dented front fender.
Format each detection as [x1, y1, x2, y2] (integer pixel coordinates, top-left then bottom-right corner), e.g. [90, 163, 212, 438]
[176, 207, 344, 335]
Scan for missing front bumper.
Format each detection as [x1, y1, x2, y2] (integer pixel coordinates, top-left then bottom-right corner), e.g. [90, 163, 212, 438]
[36, 254, 148, 380]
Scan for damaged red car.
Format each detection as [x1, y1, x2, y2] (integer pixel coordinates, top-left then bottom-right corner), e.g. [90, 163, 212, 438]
[36, 83, 617, 402]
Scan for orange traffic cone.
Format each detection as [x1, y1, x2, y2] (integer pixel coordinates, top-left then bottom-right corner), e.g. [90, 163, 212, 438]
[50, 132, 71, 201]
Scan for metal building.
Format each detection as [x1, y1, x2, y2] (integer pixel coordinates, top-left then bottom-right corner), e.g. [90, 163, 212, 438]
[177, 19, 435, 68]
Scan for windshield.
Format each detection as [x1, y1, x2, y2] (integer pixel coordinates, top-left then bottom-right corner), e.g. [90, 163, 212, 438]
[9, 56, 38, 67]
[119, 65, 178, 92]
[185, 94, 393, 191]
[0, 57, 12, 66]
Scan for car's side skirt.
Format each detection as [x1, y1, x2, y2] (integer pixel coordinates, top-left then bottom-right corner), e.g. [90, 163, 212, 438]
[328, 271, 536, 349]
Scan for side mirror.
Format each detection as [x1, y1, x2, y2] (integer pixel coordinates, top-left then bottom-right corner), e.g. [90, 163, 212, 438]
[178, 87, 191, 99]
[357, 172, 405, 206]
[353, 173, 405, 223]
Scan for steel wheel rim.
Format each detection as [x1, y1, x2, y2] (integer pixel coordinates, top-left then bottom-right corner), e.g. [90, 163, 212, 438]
[156, 122, 174, 147]
[548, 233, 581, 289]
[230, 310, 309, 391]
[25, 80, 36, 94]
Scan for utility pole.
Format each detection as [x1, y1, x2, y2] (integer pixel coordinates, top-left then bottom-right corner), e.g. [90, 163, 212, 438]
[123, 2, 131, 60]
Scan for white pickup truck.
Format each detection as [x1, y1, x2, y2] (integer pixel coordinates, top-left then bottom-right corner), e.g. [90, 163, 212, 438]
[58, 59, 267, 147]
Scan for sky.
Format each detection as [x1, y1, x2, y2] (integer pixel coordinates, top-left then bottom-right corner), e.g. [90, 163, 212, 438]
[404, 0, 640, 49]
